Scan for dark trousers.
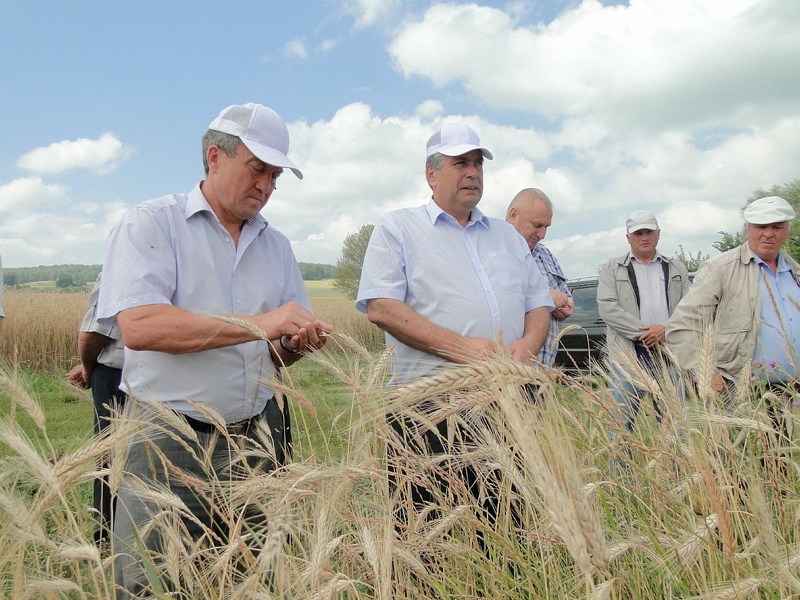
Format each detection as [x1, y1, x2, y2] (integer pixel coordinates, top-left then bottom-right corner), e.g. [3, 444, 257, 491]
[387, 403, 519, 543]
[90, 363, 125, 543]
[113, 397, 291, 599]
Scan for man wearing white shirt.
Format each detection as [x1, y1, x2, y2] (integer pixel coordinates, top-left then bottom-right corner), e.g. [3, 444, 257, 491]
[357, 122, 552, 536]
[98, 103, 332, 597]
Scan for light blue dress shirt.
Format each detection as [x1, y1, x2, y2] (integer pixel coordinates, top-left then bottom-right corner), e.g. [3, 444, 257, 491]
[98, 183, 311, 423]
[752, 253, 800, 382]
[357, 200, 553, 384]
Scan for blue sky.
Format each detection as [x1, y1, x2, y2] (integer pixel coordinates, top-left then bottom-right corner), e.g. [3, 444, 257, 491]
[1, 0, 799, 278]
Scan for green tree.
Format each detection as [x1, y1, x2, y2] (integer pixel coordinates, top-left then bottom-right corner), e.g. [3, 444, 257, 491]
[55, 273, 75, 288]
[712, 230, 746, 253]
[714, 179, 800, 261]
[298, 262, 336, 280]
[333, 223, 374, 299]
[674, 245, 709, 273]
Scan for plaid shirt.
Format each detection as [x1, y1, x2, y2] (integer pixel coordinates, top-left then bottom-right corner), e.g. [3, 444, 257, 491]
[531, 243, 571, 365]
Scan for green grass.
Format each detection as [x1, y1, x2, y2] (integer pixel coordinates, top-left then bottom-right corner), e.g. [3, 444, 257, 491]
[0, 371, 94, 459]
[0, 359, 360, 462]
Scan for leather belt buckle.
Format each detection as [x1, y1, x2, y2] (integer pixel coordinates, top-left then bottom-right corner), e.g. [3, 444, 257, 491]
[226, 417, 251, 433]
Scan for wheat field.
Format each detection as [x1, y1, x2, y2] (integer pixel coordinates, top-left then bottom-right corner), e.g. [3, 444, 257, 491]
[1, 289, 800, 598]
[0, 287, 384, 372]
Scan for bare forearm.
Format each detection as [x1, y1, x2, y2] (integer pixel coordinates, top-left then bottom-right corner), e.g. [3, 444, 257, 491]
[507, 306, 550, 361]
[78, 331, 112, 371]
[118, 305, 260, 354]
[119, 303, 332, 358]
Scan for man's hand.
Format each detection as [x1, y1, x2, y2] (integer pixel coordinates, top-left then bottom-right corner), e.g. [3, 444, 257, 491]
[713, 372, 725, 394]
[67, 364, 90, 389]
[550, 290, 574, 321]
[441, 336, 499, 364]
[279, 319, 334, 353]
[638, 324, 666, 347]
[507, 338, 538, 363]
[251, 302, 330, 342]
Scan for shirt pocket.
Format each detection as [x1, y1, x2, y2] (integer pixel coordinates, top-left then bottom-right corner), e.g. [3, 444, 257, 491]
[718, 299, 753, 335]
[489, 251, 526, 294]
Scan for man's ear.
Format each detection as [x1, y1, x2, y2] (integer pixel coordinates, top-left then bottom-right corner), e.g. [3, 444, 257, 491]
[206, 145, 221, 173]
[425, 164, 436, 189]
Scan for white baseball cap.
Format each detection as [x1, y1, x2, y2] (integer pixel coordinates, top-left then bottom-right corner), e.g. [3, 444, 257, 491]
[426, 122, 493, 159]
[208, 103, 303, 179]
[743, 196, 796, 224]
[626, 211, 660, 233]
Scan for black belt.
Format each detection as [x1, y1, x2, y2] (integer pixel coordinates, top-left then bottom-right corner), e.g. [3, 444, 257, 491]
[176, 404, 269, 435]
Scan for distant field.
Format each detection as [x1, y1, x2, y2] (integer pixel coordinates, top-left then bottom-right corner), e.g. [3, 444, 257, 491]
[20, 280, 58, 290]
[0, 283, 382, 372]
[304, 279, 349, 301]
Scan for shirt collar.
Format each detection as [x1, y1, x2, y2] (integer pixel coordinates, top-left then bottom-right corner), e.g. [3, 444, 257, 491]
[532, 241, 553, 255]
[630, 251, 663, 265]
[754, 251, 791, 273]
[425, 198, 489, 228]
[187, 182, 268, 230]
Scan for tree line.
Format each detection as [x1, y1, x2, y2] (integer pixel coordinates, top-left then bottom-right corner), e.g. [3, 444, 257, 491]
[3, 262, 337, 288]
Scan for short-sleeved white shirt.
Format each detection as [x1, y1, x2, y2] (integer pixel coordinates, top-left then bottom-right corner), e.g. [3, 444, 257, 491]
[98, 183, 310, 423]
[356, 200, 553, 383]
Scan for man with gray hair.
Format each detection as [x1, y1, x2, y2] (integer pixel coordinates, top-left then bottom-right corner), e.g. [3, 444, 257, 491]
[357, 121, 553, 537]
[598, 211, 690, 435]
[667, 196, 800, 397]
[98, 103, 332, 597]
[506, 188, 574, 366]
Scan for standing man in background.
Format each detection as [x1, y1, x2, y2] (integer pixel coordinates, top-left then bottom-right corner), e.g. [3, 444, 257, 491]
[506, 188, 573, 366]
[67, 272, 124, 549]
[597, 211, 690, 435]
[667, 196, 800, 418]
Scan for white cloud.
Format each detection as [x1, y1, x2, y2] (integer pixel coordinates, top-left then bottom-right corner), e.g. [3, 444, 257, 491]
[0, 209, 123, 266]
[387, 0, 800, 130]
[414, 100, 444, 120]
[0, 177, 67, 213]
[343, 0, 400, 29]
[15, 133, 133, 175]
[284, 38, 308, 60]
[0, 170, 127, 266]
[319, 39, 337, 52]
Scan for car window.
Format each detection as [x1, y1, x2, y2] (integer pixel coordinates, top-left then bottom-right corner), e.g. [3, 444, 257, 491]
[569, 285, 601, 324]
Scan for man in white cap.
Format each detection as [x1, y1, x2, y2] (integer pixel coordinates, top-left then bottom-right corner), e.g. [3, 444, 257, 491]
[597, 211, 691, 436]
[668, 196, 800, 398]
[98, 103, 332, 596]
[356, 122, 552, 537]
